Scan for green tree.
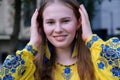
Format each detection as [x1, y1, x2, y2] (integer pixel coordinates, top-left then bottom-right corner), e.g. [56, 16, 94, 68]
[78, 0, 112, 23]
[10, 0, 21, 52]
[10, 0, 36, 52]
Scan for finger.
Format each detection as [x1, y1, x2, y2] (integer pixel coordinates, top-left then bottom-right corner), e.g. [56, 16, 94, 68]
[31, 9, 39, 29]
[79, 6, 89, 24]
[32, 9, 38, 21]
[79, 5, 87, 16]
[79, 4, 88, 18]
[34, 9, 38, 19]
[79, 7, 83, 18]
[79, 7, 86, 24]
[79, 5, 86, 18]
[79, 7, 91, 28]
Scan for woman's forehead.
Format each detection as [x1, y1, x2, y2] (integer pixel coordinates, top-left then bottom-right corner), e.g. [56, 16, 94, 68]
[43, 3, 75, 19]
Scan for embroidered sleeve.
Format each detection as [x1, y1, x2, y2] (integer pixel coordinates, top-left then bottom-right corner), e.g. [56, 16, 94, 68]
[0, 44, 38, 80]
[86, 34, 120, 80]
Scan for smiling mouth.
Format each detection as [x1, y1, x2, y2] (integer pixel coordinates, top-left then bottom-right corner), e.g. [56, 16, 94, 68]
[54, 35, 67, 42]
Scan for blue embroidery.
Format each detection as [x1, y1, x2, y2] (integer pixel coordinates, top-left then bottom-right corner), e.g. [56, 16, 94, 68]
[62, 67, 72, 80]
[25, 45, 38, 56]
[3, 74, 15, 80]
[0, 52, 26, 80]
[87, 35, 99, 48]
[111, 67, 120, 77]
[44, 57, 49, 63]
[98, 62, 105, 69]
[112, 38, 119, 43]
[100, 44, 119, 64]
[97, 37, 120, 78]
[64, 67, 71, 74]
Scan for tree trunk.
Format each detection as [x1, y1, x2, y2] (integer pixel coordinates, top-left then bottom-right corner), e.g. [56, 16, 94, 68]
[10, 0, 21, 52]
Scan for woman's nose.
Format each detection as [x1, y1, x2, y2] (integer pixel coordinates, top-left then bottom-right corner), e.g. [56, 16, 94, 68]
[54, 22, 63, 33]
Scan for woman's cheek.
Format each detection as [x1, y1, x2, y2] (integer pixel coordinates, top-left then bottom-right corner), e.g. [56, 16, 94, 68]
[44, 26, 54, 35]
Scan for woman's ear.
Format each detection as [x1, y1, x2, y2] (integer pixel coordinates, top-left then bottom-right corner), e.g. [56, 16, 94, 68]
[77, 17, 81, 30]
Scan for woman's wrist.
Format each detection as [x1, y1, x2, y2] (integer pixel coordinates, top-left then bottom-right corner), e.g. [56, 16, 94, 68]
[28, 40, 40, 50]
[85, 33, 93, 41]
[25, 43, 38, 56]
[82, 32, 93, 42]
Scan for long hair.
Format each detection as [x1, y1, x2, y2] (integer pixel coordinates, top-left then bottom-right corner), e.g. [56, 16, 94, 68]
[34, 0, 96, 80]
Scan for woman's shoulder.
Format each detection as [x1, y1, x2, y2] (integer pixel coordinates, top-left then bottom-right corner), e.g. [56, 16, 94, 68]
[86, 34, 120, 79]
[0, 44, 38, 80]
[86, 34, 120, 50]
[0, 53, 26, 80]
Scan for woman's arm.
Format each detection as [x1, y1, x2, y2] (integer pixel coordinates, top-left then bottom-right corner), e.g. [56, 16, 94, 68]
[29, 9, 42, 49]
[79, 4, 120, 79]
[79, 4, 93, 42]
[0, 44, 38, 80]
[0, 9, 42, 80]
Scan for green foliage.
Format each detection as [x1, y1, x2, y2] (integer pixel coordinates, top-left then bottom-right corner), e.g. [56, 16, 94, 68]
[97, 0, 112, 4]
[77, 0, 95, 22]
[77, 0, 112, 21]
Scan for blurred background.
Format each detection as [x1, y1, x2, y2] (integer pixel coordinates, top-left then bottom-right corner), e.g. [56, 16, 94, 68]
[0, 0, 120, 65]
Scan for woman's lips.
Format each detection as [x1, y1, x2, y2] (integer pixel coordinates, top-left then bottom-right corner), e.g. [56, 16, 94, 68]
[54, 35, 67, 42]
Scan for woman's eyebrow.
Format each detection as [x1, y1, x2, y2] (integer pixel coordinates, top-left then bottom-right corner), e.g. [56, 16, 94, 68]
[45, 19, 54, 21]
[60, 17, 71, 20]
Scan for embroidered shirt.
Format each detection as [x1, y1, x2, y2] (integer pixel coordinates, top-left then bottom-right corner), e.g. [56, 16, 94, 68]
[86, 34, 120, 80]
[0, 34, 120, 80]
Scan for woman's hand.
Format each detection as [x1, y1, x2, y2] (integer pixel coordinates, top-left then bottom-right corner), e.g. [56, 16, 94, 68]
[79, 5, 93, 41]
[29, 9, 42, 49]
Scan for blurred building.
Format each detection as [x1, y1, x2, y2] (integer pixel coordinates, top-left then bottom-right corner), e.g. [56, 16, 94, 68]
[0, 0, 120, 63]
[0, 0, 36, 63]
[0, 0, 14, 39]
[0, 0, 38, 64]
[92, 0, 120, 36]
[0, 0, 14, 63]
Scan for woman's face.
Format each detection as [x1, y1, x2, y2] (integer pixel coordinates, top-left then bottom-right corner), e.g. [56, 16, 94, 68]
[43, 3, 80, 48]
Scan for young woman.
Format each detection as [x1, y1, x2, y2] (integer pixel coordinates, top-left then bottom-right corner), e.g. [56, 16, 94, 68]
[0, 0, 120, 80]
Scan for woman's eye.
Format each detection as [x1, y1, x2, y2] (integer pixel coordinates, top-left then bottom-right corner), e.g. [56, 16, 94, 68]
[47, 21, 55, 25]
[62, 20, 70, 23]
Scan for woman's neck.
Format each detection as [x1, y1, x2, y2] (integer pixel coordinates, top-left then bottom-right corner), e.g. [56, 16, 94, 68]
[55, 47, 77, 65]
